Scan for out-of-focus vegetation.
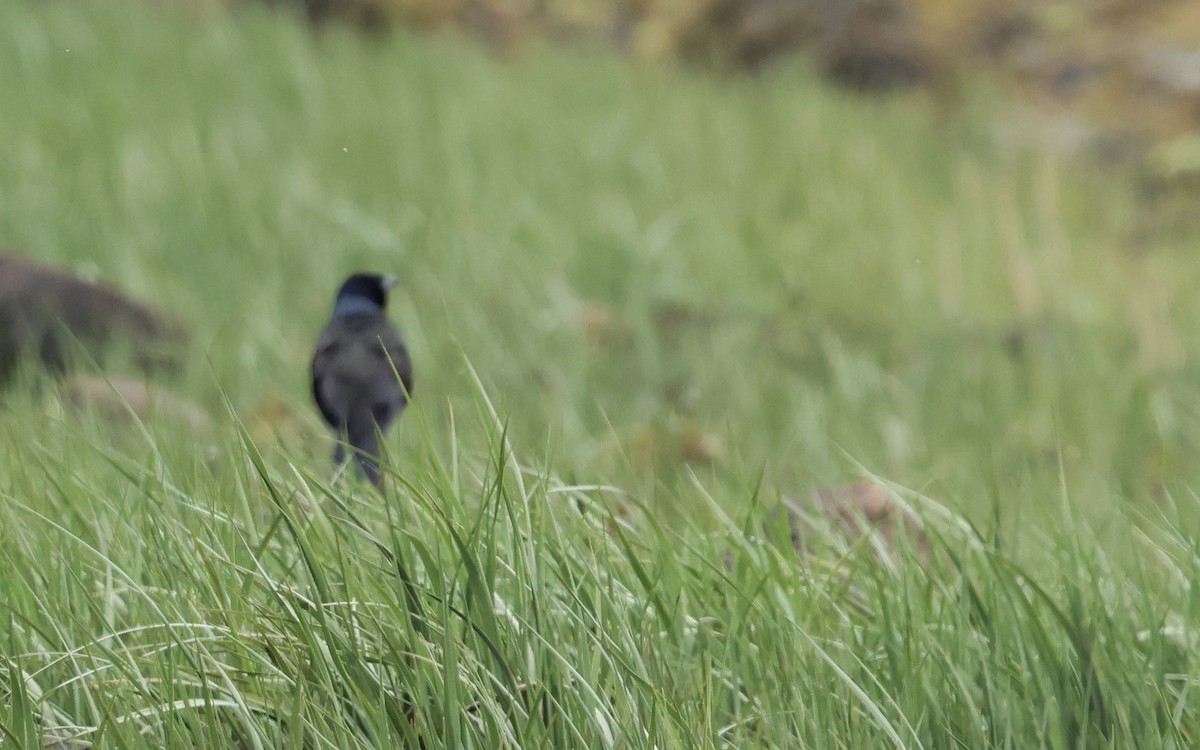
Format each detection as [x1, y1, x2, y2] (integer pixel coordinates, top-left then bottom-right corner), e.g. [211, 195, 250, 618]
[3, 0, 1200, 745]
[254, 0, 1200, 230]
[254, 1, 1200, 130]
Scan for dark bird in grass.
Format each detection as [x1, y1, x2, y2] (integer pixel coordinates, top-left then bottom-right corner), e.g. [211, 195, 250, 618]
[311, 273, 413, 486]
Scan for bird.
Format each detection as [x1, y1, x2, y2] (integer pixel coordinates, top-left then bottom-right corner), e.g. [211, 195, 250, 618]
[311, 272, 413, 486]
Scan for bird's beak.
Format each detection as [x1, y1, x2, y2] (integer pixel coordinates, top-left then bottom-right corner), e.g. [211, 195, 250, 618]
[382, 275, 398, 290]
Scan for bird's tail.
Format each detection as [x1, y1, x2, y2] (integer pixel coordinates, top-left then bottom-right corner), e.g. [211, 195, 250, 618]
[345, 412, 383, 487]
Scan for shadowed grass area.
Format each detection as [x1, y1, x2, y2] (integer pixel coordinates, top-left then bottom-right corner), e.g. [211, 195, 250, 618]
[2, 0, 1200, 746]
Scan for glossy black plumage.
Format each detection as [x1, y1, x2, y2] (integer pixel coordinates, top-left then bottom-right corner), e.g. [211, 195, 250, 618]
[311, 273, 412, 486]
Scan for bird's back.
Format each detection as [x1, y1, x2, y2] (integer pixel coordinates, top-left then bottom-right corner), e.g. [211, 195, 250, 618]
[311, 312, 412, 428]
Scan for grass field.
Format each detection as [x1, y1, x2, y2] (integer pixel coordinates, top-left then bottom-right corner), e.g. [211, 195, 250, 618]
[3, 1, 1200, 746]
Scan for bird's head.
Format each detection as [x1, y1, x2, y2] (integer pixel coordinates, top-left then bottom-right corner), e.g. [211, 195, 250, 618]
[331, 273, 397, 317]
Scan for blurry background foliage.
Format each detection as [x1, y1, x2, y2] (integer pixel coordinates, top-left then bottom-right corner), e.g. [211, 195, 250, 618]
[3, 0, 1200, 511]
[253, 0, 1200, 210]
[3, 0, 1200, 745]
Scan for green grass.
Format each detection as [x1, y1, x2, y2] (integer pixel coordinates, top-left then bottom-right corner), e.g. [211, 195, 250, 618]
[2, 0, 1200, 746]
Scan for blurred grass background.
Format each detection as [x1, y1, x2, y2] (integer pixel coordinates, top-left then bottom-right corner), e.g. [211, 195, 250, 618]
[5, 0, 1199, 520]
[2, 0, 1200, 745]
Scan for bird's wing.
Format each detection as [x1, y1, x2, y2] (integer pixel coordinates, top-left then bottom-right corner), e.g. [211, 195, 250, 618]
[374, 324, 413, 401]
[310, 325, 343, 428]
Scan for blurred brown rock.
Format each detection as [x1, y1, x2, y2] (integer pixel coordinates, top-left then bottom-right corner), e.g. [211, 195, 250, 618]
[274, 0, 455, 31]
[818, 0, 935, 92]
[61, 375, 213, 432]
[672, 0, 935, 90]
[675, 0, 821, 69]
[0, 254, 187, 385]
[968, 5, 1038, 61]
[785, 479, 928, 562]
[264, 0, 523, 49]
